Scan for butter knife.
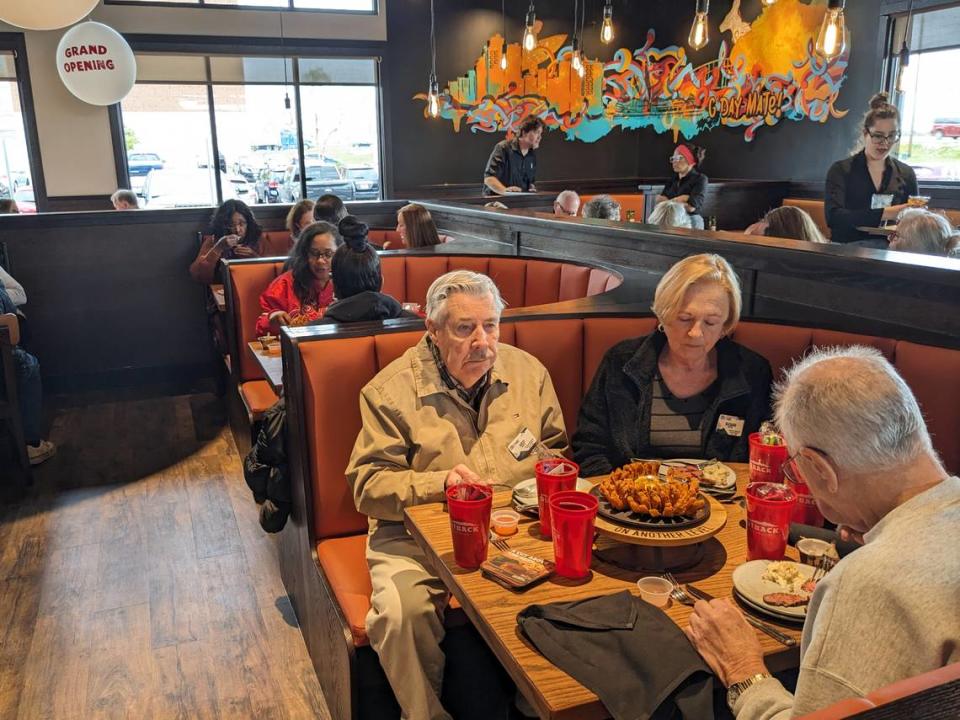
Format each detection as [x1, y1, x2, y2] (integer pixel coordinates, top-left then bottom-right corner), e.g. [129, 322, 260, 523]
[685, 584, 797, 647]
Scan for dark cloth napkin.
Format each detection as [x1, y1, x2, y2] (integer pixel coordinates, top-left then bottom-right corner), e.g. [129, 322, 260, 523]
[516, 590, 714, 720]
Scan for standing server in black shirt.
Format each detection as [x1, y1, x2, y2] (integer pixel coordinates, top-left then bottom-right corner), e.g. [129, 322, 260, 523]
[656, 143, 708, 228]
[825, 93, 918, 244]
[482, 116, 544, 196]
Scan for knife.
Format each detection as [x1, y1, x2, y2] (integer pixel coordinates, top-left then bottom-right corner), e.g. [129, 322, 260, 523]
[685, 584, 797, 647]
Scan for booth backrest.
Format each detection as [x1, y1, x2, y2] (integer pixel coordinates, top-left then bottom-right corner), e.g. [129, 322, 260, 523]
[580, 194, 645, 221]
[261, 230, 295, 256]
[782, 198, 831, 239]
[368, 229, 403, 249]
[227, 255, 623, 381]
[293, 315, 960, 542]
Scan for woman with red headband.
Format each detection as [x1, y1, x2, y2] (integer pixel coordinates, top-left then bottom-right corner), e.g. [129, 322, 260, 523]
[656, 143, 708, 229]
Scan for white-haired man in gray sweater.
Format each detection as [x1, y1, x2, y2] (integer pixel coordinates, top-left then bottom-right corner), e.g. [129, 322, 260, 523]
[686, 345, 960, 718]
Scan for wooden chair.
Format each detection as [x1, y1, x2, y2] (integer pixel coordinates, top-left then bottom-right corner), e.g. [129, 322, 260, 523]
[0, 313, 31, 483]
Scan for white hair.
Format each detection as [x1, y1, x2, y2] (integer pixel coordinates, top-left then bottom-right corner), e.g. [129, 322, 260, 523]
[425, 270, 505, 325]
[555, 190, 580, 206]
[649, 201, 692, 228]
[892, 209, 958, 256]
[774, 345, 933, 474]
[582, 194, 621, 221]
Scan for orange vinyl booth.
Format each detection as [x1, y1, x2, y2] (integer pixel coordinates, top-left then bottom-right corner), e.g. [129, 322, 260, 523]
[580, 194, 646, 221]
[279, 313, 960, 720]
[222, 254, 623, 424]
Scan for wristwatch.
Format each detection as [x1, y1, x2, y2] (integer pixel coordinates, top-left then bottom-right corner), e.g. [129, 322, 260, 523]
[727, 673, 772, 709]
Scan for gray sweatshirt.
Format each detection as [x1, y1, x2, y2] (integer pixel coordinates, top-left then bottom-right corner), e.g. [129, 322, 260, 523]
[0, 265, 26, 306]
[735, 475, 960, 719]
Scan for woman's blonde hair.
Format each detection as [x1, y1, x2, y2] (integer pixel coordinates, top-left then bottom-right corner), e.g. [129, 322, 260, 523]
[286, 199, 316, 236]
[764, 206, 828, 244]
[652, 254, 742, 334]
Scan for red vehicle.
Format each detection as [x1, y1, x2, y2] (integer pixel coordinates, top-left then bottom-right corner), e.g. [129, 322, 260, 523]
[13, 186, 36, 214]
[931, 118, 960, 139]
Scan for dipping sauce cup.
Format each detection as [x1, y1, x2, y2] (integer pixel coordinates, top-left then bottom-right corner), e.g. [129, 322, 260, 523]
[746, 482, 797, 560]
[446, 483, 493, 569]
[749, 432, 789, 484]
[549, 490, 598, 579]
[535, 459, 579, 539]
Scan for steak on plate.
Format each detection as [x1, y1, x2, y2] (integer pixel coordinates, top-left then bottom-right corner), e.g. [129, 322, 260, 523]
[763, 592, 809, 608]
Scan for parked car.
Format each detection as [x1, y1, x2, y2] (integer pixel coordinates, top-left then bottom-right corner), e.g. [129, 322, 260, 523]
[13, 186, 36, 214]
[127, 152, 165, 177]
[281, 161, 354, 203]
[226, 174, 254, 201]
[141, 169, 236, 208]
[931, 119, 960, 139]
[346, 166, 380, 200]
[255, 167, 286, 204]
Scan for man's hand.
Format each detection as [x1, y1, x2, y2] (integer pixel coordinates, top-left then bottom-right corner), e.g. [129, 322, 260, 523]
[444, 464, 483, 490]
[685, 598, 767, 687]
[269, 310, 292, 326]
[838, 525, 865, 545]
[504, 186, 523, 193]
[527, 184, 537, 193]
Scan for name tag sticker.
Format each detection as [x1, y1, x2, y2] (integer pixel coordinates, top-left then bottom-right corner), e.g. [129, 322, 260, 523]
[507, 427, 537, 461]
[717, 414, 745, 437]
[870, 193, 894, 210]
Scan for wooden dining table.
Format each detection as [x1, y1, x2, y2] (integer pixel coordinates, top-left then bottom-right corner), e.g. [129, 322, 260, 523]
[247, 341, 284, 392]
[404, 464, 803, 720]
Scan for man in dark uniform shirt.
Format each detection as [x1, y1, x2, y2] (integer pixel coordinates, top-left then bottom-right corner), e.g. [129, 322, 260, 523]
[482, 116, 544, 196]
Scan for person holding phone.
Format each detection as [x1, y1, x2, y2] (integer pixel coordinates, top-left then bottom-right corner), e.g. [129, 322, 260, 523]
[825, 93, 918, 244]
[189, 200, 266, 284]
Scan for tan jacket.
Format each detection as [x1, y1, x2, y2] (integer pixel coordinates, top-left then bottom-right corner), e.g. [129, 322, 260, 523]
[346, 335, 568, 530]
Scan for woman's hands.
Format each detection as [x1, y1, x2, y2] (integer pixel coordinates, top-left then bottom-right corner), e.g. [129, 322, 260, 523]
[233, 244, 257, 258]
[269, 310, 292, 326]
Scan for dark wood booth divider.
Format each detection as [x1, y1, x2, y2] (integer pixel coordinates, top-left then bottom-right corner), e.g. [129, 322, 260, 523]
[277, 310, 960, 720]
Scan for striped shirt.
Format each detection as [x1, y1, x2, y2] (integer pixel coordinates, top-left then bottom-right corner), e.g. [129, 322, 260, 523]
[648, 374, 716, 457]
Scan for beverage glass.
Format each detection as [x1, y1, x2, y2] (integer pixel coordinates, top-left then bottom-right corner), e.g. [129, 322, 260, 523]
[549, 490, 598, 579]
[748, 432, 789, 484]
[746, 482, 797, 560]
[535, 459, 579, 539]
[783, 458, 824, 528]
[446, 483, 493, 569]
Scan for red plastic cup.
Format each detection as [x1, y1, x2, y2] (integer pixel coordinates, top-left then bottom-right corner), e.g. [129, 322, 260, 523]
[549, 490, 598, 579]
[783, 458, 825, 528]
[746, 482, 797, 560]
[535, 459, 579, 539]
[749, 432, 789, 484]
[446, 483, 493, 569]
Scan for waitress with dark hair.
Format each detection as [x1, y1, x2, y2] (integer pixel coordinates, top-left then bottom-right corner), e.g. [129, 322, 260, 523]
[315, 217, 417, 324]
[825, 92, 918, 244]
[656, 143, 708, 229]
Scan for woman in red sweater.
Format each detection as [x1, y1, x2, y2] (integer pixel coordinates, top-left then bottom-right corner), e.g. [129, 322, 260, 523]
[255, 221, 341, 336]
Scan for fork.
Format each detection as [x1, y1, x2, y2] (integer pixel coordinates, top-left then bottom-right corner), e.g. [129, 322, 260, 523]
[665, 573, 796, 647]
[491, 537, 510, 552]
[812, 553, 836, 582]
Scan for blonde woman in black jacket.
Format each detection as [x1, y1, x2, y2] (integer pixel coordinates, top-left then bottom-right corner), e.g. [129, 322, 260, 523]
[573, 254, 772, 476]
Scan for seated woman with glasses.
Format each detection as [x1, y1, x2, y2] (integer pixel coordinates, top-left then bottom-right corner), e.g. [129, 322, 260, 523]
[255, 222, 341, 336]
[655, 143, 708, 229]
[825, 92, 918, 244]
[190, 200, 266, 284]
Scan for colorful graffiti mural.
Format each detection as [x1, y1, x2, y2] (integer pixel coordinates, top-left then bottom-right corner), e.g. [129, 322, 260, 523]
[414, 0, 849, 142]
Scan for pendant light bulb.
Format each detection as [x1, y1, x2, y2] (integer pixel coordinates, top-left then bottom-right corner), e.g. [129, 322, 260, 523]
[896, 42, 911, 93]
[571, 37, 583, 73]
[688, 12, 710, 51]
[427, 74, 440, 118]
[523, 2, 537, 51]
[500, 49, 508, 71]
[815, 0, 846, 60]
[762, 0, 777, 6]
[601, 2, 614, 44]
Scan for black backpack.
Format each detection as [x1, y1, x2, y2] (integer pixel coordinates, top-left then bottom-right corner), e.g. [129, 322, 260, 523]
[243, 397, 291, 533]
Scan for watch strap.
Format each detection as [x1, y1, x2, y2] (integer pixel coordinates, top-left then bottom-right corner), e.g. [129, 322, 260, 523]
[727, 672, 772, 708]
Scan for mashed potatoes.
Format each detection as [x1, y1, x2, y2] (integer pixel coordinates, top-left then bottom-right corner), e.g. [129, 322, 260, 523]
[762, 561, 804, 591]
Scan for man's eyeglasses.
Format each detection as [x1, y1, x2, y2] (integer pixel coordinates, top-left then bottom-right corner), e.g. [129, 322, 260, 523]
[867, 131, 900, 144]
[554, 202, 577, 216]
[308, 249, 335, 261]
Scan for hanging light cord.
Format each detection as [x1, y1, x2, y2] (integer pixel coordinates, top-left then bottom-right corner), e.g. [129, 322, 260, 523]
[904, 0, 914, 47]
[573, 0, 579, 44]
[430, 0, 437, 78]
[502, 0, 506, 41]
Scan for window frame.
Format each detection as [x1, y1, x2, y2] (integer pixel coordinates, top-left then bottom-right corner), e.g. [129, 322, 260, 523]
[110, 35, 389, 206]
[881, 0, 960, 188]
[103, 0, 379, 16]
[0, 33, 48, 213]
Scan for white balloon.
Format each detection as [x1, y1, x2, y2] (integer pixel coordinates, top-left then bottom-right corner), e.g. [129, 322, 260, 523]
[0, 0, 99, 31]
[56, 23, 137, 107]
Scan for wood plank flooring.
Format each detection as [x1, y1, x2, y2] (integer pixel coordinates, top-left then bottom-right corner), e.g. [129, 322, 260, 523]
[0, 392, 329, 720]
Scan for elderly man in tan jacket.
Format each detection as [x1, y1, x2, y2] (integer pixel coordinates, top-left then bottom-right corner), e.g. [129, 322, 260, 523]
[346, 270, 567, 720]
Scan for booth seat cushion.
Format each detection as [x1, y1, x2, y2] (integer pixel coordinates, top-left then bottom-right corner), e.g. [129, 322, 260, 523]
[316, 535, 466, 648]
[239, 380, 279, 419]
[229, 261, 285, 380]
[368, 229, 403, 249]
[866, 661, 960, 705]
[794, 697, 876, 719]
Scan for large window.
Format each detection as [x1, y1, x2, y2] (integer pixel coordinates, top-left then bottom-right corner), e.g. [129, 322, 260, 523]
[119, 53, 381, 208]
[0, 50, 37, 212]
[106, 0, 376, 11]
[889, 4, 960, 182]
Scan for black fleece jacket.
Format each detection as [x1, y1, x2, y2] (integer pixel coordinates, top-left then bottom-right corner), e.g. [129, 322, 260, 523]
[310, 291, 416, 325]
[572, 331, 773, 476]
